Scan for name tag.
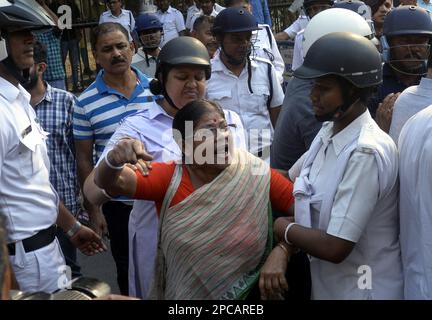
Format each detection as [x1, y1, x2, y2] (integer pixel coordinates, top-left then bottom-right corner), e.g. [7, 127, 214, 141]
[21, 125, 32, 138]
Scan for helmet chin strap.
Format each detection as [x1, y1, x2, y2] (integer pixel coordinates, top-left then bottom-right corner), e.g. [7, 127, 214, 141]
[0, 36, 31, 86]
[315, 97, 360, 123]
[0, 38, 7, 62]
[1, 57, 31, 86]
[388, 60, 428, 77]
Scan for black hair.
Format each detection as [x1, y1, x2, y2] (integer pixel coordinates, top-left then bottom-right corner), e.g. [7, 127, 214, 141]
[0, 216, 8, 294]
[172, 99, 225, 142]
[33, 41, 47, 64]
[91, 22, 129, 51]
[193, 15, 215, 32]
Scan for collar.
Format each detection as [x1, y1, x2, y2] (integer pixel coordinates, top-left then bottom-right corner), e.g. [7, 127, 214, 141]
[211, 51, 258, 74]
[0, 76, 32, 103]
[34, 81, 52, 107]
[159, 6, 174, 14]
[320, 109, 372, 156]
[95, 66, 150, 95]
[419, 76, 432, 90]
[148, 100, 172, 120]
[108, 9, 127, 18]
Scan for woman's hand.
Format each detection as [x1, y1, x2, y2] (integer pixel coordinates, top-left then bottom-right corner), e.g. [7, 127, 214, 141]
[107, 138, 153, 168]
[259, 243, 292, 300]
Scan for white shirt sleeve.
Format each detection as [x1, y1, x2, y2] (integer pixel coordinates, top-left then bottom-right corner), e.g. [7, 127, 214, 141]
[130, 12, 136, 34]
[269, 65, 285, 108]
[326, 151, 379, 243]
[175, 11, 186, 33]
[288, 151, 307, 180]
[283, 17, 302, 39]
[99, 13, 105, 25]
[263, 25, 285, 84]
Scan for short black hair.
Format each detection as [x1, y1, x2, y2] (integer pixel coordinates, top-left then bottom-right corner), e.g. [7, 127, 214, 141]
[172, 99, 225, 142]
[193, 15, 215, 32]
[33, 41, 47, 64]
[91, 22, 129, 51]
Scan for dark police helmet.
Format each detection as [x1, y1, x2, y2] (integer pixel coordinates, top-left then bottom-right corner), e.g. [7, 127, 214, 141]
[0, 0, 55, 31]
[135, 13, 163, 33]
[150, 37, 211, 101]
[212, 7, 260, 35]
[294, 32, 382, 88]
[383, 5, 432, 38]
[156, 37, 211, 80]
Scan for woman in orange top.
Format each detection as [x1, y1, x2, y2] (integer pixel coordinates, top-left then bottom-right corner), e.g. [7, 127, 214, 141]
[94, 99, 295, 300]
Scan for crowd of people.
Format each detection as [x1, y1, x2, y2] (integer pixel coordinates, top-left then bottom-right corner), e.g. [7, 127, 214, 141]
[1, 0, 432, 301]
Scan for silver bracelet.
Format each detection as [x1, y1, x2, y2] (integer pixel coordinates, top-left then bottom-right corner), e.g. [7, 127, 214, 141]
[66, 220, 82, 238]
[104, 152, 124, 170]
[284, 222, 298, 246]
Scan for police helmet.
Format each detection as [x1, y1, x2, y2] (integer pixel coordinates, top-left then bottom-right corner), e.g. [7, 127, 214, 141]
[135, 13, 163, 33]
[212, 7, 260, 35]
[150, 37, 211, 96]
[295, 32, 382, 88]
[302, 8, 374, 57]
[0, 0, 55, 31]
[381, 6, 432, 71]
[333, 0, 372, 21]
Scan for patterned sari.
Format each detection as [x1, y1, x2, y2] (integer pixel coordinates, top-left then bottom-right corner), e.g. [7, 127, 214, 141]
[149, 149, 273, 300]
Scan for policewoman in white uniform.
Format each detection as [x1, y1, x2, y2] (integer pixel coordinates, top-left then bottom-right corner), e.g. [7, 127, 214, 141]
[261, 32, 403, 299]
[0, 0, 105, 293]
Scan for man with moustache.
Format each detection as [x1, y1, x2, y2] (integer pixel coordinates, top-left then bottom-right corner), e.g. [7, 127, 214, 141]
[371, 6, 432, 123]
[73, 22, 154, 295]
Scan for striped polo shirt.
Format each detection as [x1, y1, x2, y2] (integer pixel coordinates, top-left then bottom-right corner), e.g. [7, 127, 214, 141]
[73, 67, 154, 160]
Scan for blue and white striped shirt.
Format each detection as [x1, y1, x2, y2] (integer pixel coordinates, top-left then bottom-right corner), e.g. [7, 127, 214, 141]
[73, 68, 154, 160]
[35, 83, 80, 216]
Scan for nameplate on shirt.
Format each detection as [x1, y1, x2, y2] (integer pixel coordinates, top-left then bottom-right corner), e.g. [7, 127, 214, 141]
[21, 125, 32, 138]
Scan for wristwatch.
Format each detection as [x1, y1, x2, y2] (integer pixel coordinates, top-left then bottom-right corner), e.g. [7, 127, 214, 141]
[66, 221, 82, 238]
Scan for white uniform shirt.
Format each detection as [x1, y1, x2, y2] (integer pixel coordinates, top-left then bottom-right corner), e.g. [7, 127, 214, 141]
[290, 110, 403, 300]
[98, 100, 246, 298]
[0, 77, 65, 294]
[99, 9, 136, 42]
[283, 15, 308, 38]
[155, 6, 186, 47]
[399, 105, 432, 299]
[291, 29, 304, 71]
[389, 77, 432, 143]
[207, 53, 284, 158]
[189, 7, 219, 31]
[0, 77, 59, 242]
[186, 4, 201, 30]
[252, 24, 285, 83]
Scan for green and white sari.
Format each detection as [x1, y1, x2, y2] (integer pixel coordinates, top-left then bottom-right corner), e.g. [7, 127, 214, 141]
[150, 149, 273, 300]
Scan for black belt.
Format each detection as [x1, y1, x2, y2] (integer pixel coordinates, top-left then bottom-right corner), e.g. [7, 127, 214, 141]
[7, 225, 57, 256]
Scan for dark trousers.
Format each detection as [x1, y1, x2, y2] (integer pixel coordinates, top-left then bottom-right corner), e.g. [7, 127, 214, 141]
[56, 228, 82, 279]
[102, 201, 131, 295]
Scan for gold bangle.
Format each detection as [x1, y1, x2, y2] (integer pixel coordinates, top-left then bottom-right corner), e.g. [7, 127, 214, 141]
[277, 242, 290, 255]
